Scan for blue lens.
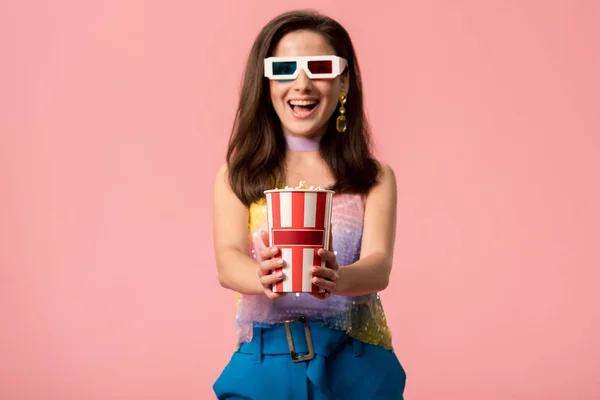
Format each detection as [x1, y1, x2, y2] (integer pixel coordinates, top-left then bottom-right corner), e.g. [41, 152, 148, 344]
[272, 61, 297, 77]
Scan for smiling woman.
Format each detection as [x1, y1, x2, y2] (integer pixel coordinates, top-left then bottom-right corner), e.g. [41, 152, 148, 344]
[212, 9, 406, 399]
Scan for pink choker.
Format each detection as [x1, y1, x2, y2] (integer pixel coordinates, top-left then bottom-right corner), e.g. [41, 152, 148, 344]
[284, 135, 322, 151]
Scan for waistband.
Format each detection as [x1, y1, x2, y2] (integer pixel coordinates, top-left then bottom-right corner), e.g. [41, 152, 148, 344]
[238, 317, 363, 363]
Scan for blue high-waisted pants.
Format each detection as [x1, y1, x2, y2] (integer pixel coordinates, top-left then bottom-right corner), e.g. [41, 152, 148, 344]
[213, 318, 406, 399]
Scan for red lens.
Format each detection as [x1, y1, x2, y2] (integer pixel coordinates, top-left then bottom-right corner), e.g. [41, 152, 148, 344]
[307, 60, 332, 74]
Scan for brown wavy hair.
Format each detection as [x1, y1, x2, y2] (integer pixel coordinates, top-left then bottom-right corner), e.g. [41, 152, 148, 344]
[226, 10, 380, 207]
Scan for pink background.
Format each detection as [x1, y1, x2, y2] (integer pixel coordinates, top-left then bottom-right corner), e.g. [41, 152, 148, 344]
[1, 1, 599, 399]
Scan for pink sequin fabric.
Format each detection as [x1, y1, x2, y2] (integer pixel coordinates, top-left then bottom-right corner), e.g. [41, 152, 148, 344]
[235, 192, 394, 349]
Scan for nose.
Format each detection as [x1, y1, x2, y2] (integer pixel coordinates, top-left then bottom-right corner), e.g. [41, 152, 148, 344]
[292, 69, 313, 91]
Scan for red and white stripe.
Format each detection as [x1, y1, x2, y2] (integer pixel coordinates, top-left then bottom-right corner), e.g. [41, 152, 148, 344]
[265, 190, 332, 293]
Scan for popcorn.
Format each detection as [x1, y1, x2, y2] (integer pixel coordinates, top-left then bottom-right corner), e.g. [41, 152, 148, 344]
[281, 180, 325, 191]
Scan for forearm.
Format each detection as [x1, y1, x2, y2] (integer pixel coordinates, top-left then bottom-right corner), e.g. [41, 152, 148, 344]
[216, 249, 265, 295]
[334, 252, 391, 296]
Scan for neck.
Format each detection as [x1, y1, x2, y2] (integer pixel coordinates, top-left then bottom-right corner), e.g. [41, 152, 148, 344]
[284, 135, 321, 152]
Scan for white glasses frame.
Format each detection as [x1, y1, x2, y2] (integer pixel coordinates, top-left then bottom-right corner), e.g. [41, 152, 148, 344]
[264, 55, 348, 80]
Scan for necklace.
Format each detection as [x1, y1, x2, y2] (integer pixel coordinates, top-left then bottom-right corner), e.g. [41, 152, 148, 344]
[284, 135, 321, 151]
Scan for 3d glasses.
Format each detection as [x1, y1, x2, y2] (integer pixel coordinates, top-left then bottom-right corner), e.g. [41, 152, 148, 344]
[264, 55, 348, 80]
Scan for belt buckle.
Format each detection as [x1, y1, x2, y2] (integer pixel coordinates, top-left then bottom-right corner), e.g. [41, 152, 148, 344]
[284, 316, 315, 362]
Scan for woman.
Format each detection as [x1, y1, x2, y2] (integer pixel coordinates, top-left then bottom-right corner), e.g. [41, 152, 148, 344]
[212, 9, 406, 399]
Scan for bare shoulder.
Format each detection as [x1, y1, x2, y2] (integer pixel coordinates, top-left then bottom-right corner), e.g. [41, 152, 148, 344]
[368, 161, 397, 199]
[377, 162, 397, 187]
[213, 162, 242, 211]
[213, 162, 234, 198]
[364, 161, 397, 217]
[214, 162, 229, 186]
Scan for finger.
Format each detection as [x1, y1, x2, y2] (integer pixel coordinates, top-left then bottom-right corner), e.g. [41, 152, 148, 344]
[311, 266, 338, 282]
[259, 269, 285, 287]
[317, 249, 339, 270]
[259, 245, 279, 262]
[312, 276, 336, 292]
[258, 258, 284, 276]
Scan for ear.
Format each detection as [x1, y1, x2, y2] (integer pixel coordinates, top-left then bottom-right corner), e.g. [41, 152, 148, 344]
[340, 71, 350, 94]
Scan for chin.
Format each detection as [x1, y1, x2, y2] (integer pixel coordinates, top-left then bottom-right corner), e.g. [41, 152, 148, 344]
[284, 122, 328, 138]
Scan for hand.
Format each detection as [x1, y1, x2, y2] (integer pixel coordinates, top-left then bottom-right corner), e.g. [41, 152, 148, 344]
[310, 247, 339, 300]
[260, 227, 338, 301]
[257, 230, 287, 300]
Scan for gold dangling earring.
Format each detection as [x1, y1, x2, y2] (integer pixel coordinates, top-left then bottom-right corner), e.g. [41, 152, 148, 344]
[336, 91, 347, 133]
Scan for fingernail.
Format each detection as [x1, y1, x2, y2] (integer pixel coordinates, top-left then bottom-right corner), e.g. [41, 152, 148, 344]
[276, 272, 283, 278]
[313, 277, 319, 284]
[277, 259, 284, 265]
[271, 247, 278, 253]
[311, 267, 319, 273]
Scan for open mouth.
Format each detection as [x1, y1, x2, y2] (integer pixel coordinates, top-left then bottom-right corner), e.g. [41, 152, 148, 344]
[288, 99, 319, 118]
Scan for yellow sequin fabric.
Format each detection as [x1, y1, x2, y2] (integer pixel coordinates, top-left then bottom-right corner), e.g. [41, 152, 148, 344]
[235, 193, 394, 350]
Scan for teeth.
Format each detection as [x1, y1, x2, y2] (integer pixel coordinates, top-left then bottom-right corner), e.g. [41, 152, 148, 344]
[289, 100, 317, 106]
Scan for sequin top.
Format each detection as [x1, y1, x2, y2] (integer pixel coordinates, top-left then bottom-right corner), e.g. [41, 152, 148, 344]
[234, 193, 394, 350]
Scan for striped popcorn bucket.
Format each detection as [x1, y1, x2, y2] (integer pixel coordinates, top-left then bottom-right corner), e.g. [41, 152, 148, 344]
[264, 189, 334, 293]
